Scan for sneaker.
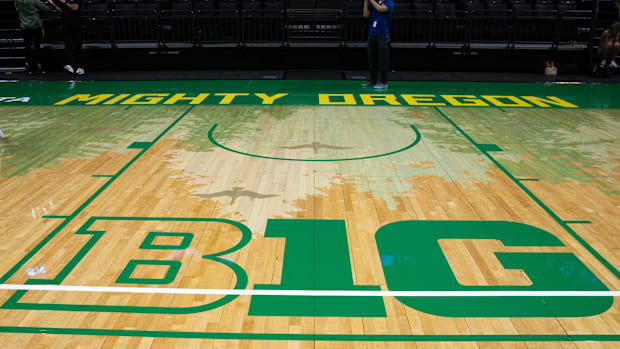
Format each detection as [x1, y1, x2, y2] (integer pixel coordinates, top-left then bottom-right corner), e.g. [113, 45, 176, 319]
[373, 82, 388, 89]
[76, 68, 84, 75]
[63, 64, 75, 73]
[608, 60, 618, 69]
[361, 80, 375, 87]
[599, 60, 607, 68]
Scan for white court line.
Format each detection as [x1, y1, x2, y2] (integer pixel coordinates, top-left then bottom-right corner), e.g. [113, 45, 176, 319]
[1, 284, 619, 297]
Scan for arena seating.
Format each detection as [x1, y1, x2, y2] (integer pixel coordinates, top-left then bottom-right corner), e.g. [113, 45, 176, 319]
[0, 0, 615, 72]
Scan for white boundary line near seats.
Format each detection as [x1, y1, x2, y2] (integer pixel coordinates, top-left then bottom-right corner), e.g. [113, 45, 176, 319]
[1, 284, 619, 297]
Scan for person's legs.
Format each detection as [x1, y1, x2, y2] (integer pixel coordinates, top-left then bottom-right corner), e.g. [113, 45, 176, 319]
[63, 25, 75, 68]
[33, 28, 43, 72]
[608, 41, 620, 67]
[368, 35, 378, 83]
[599, 38, 610, 66]
[73, 21, 83, 69]
[377, 36, 390, 84]
[23, 29, 34, 72]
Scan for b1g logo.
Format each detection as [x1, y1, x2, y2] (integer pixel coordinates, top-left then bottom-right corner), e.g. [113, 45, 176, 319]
[4, 218, 611, 318]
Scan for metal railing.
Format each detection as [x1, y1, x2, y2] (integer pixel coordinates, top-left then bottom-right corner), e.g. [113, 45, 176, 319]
[37, 8, 593, 51]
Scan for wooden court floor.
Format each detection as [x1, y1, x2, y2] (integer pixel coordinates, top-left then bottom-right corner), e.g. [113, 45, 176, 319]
[0, 80, 619, 347]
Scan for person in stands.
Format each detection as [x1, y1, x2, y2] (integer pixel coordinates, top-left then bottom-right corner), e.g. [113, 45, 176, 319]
[361, 0, 394, 89]
[15, 0, 54, 74]
[51, 0, 84, 75]
[599, 22, 620, 69]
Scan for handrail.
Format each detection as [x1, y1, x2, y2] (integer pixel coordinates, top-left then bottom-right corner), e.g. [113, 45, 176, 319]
[35, 7, 594, 50]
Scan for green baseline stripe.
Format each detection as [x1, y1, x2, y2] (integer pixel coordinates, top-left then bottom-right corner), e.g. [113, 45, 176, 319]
[0, 327, 619, 341]
[564, 221, 592, 224]
[208, 123, 422, 162]
[41, 215, 70, 219]
[434, 107, 620, 280]
[0, 106, 195, 284]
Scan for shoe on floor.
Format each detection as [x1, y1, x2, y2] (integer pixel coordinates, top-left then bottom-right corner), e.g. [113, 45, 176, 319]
[76, 68, 85, 75]
[608, 61, 619, 69]
[361, 80, 375, 87]
[63, 65, 75, 73]
[373, 82, 388, 89]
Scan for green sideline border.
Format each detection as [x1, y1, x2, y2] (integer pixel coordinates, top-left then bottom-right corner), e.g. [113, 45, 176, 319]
[0, 327, 619, 341]
[0, 102, 619, 341]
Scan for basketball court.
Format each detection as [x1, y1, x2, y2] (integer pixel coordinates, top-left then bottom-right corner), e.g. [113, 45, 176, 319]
[0, 79, 619, 347]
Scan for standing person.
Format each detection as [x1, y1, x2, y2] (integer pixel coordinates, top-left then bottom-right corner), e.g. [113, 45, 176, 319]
[15, 0, 53, 74]
[361, 0, 394, 89]
[599, 22, 620, 69]
[53, 0, 84, 75]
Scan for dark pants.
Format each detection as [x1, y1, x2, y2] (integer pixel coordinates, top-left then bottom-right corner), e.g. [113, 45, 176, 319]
[23, 28, 42, 70]
[368, 35, 390, 83]
[63, 20, 83, 67]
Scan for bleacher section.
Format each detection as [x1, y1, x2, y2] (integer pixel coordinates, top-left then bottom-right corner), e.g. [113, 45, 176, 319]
[0, 1, 24, 72]
[0, 0, 615, 72]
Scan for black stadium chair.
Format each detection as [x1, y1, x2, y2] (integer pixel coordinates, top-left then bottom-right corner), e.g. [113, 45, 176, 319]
[342, 0, 362, 11]
[458, 0, 485, 12]
[511, 0, 533, 16]
[194, 0, 218, 11]
[486, 0, 509, 11]
[512, 0, 543, 44]
[435, 0, 457, 17]
[219, 0, 241, 12]
[241, 0, 262, 10]
[556, 0, 577, 16]
[391, 0, 432, 46]
[534, 0, 554, 13]
[82, 1, 113, 44]
[113, 0, 138, 13]
[411, 0, 433, 16]
[466, 0, 512, 46]
[160, 0, 196, 46]
[195, 0, 238, 44]
[137, 0, 161, 12]
[435, 0, 467, 46]
[263, 0, 285, 10]
[392, 0, 412, 17]
[170, 0, 193, 12]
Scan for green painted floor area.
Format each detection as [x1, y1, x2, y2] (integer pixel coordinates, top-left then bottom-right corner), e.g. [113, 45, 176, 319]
[0, 80, 618, 108]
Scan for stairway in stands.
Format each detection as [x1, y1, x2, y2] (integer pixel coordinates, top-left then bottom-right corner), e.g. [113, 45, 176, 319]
[0, 0, 25, 73]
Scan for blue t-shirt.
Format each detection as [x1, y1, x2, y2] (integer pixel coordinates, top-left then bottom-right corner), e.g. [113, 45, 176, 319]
[368, 0, 394, 36]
